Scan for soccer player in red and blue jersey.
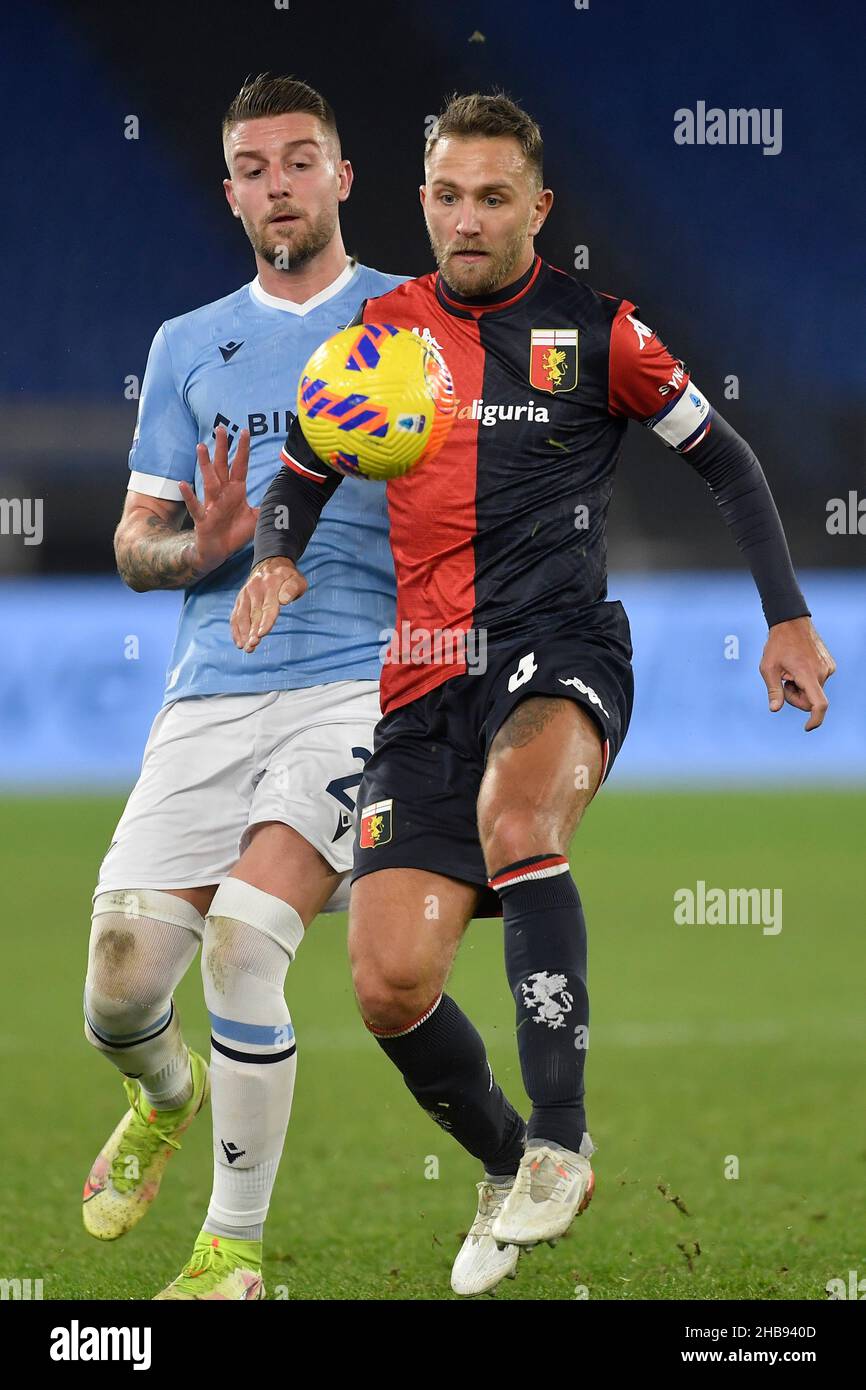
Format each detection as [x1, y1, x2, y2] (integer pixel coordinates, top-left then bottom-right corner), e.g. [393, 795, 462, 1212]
[234, 93, 835, 1296]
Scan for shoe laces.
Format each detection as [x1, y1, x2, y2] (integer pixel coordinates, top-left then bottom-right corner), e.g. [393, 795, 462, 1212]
[110, 1079, 182, 1193]
[468, 1179, 512, 1240]
[177, 1236, 259, 1287]
[179, 1238, 227, 1281]
[518, 1146, 583, 1205]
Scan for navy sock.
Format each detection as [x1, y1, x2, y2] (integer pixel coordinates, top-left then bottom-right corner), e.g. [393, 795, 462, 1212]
[369, 993, 526, 1175]
[490, 855, 590, 1153]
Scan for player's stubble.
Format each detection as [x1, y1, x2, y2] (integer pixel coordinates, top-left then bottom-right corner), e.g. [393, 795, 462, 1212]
[426, 211, 534, 297]
[241, 201, 338, 272]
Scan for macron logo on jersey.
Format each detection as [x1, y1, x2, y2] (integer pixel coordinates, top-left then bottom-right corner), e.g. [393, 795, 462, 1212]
[219, 340, 245, 363]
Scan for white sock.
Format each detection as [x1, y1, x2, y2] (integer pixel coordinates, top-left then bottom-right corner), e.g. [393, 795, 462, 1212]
[85, 890, 203, 1109]
[142, 1042, 193, 1110]
[201, 878, 304, 1241]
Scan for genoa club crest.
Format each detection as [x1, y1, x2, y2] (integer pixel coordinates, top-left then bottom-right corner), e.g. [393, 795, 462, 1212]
[359, 799, 393, 849]
[529, 328, 579, 394]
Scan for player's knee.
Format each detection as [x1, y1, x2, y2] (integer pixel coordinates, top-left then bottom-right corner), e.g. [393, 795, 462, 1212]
[86, 921, 164, 1013]
[352, 959, 435, 1032]
[202, 913, 249, 986]
[86, 923, 138, 998]
[85, 890, 203, 1026]
[201, 880, 302, 990]
[200, 915, 287, 1001]
[480, 802, 563, 870]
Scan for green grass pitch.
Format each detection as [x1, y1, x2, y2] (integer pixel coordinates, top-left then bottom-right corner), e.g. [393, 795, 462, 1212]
[1, 790, 863, 1301]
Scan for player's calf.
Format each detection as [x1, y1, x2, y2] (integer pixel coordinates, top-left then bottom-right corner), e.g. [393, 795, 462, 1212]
[82, 890, 209, 1240]
[350, 871, 526, 1175]
[152, 880, 302, 1298]
[200, 878, 302, 1243]
[479, 701, 602, 1156]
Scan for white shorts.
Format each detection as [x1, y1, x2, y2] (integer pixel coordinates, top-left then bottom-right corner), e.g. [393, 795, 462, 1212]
[94, 681, 381, 914]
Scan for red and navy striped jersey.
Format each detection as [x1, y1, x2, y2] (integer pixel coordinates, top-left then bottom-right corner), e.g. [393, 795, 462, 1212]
[280, 255, 714, 714]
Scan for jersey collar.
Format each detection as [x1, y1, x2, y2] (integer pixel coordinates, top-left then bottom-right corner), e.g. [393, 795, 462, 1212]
[249, 259, 358, 316]
[435, 254, 542, 318]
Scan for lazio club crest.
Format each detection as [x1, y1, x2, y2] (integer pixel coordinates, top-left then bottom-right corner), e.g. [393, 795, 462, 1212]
[529, 328, 579, 394]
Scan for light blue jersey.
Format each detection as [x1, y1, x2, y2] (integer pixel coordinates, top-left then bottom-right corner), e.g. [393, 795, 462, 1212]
[128, 261, 404, 702]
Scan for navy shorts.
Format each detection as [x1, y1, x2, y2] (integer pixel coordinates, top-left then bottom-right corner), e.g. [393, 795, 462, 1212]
[351, 600, 633, 916]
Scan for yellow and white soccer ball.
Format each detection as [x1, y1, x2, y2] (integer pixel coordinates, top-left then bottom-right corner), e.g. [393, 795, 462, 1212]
[297, 324, 456, 480]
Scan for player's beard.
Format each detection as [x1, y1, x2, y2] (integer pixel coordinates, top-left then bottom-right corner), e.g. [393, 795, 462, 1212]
[246, 203, 338, 271]
[429, 218, 532, 297]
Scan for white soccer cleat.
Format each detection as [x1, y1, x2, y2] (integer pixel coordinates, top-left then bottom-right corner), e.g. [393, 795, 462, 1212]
[490, 1142, 594, 1247]
[451, 1178, 521, 1296]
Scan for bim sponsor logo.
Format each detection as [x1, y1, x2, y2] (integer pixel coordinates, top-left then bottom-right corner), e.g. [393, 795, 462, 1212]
[379, 623, 488, 672]
[212, 409, 294, 440]
[50, 1320, 152, 1371]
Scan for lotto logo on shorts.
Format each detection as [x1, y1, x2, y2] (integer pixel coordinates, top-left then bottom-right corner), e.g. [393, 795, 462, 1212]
[359, 799, 393, 848]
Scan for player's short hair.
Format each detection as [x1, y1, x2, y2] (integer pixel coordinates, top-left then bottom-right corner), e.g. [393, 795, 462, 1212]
[425, 92, 543, 186]
[222, 73, 340, 153]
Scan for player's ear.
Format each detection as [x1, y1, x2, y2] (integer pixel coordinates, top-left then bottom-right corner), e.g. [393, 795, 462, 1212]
[223, 179, 241, 217]
[419, 184, 427, 209]
[529, 187, 554, 236]
[338, 160, 354, 202]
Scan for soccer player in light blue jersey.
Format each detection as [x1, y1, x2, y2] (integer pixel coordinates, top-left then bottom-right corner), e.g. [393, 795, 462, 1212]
[80, 74, 406, 1299]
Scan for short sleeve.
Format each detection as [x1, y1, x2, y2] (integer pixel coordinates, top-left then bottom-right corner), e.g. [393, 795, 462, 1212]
[608, 300, 713, 453]
[127, 326, 198, 498]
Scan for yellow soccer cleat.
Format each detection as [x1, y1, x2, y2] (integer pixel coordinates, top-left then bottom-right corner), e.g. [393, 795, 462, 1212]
[153, 1232, 264, 1300]
[82, 1049, 209, 1240]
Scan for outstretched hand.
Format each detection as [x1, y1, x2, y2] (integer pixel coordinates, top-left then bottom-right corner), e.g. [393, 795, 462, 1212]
[178, 426, 259, 577]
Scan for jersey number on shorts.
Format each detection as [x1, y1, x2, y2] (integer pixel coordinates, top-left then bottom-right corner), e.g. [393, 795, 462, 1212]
[326, 745, 373, 842]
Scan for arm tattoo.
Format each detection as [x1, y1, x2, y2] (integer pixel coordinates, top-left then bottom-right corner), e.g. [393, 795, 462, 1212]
[115, 512, 201, 591]
[494, 696, 566, 750]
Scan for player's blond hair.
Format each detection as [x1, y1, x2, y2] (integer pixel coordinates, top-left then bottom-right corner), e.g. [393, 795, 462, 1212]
[425, 92, 543, 186]
[222, 73, 340, 152]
